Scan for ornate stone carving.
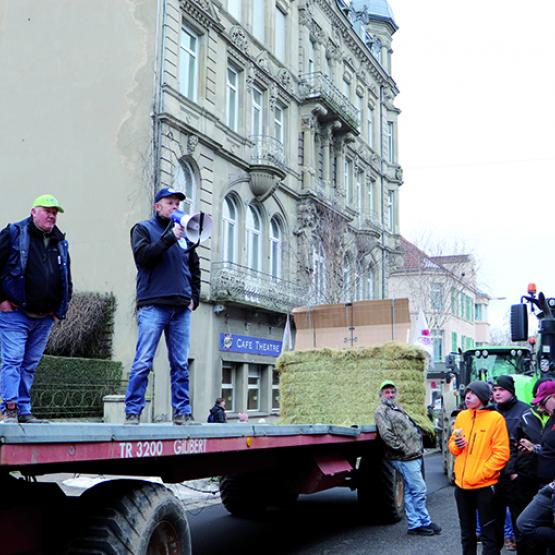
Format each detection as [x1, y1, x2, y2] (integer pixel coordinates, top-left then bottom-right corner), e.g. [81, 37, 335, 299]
[246, 63, 255, 92]
[277, 68, 292, 92]
[186, 134, 199, 155]
[256, 51, 271, 73]
[229, 25, 249, 52]
[269, 83, 278, 110]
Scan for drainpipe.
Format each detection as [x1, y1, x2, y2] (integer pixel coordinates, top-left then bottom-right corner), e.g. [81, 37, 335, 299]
[150, 0, 168, 421]
[379, 84, 385, 299]
[152, 0, 168, 194]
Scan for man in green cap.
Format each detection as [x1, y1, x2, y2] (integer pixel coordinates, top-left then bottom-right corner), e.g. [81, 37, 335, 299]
[375, 380, 441, 536]
[0, 194, 72, 423]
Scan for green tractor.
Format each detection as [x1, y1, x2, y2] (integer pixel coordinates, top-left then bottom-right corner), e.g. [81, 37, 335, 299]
[438, 346, 537, 482]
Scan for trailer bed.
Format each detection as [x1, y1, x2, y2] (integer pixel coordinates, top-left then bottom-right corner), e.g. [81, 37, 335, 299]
[0, 422, 378, 481]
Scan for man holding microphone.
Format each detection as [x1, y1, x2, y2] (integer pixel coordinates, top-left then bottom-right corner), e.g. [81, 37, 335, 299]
[124, 188, 200, 425]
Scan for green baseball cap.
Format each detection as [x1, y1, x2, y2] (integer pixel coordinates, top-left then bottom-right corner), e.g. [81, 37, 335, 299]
[379, 380, 396, 390]
[32, 194, 64, 213]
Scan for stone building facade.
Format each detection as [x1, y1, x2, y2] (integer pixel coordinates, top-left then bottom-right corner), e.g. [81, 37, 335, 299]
[0, 0, 402, 421]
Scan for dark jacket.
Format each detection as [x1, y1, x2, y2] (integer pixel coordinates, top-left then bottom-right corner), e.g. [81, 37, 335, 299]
[537, 423, 555, 484]
[496, 397, 530, 477]
[207, 404, 226, 423]
[131, 215, 200, 309]
[0, 217, 72, 319]
[511, 407, 550, 481]
[375, 398, 423, 461]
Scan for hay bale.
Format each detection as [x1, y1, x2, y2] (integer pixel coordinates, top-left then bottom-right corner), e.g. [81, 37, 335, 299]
[276, 342, 433, 434]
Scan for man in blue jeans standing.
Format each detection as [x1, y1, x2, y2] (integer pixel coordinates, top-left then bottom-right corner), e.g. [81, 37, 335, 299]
[0, 194, 72, 423]
[124, 188, 200, 425]
[375, 380, 441, 536]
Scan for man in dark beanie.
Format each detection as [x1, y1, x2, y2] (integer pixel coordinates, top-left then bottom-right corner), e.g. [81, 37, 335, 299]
[449, 381, 510, 555]
[492, 375, 532, 553]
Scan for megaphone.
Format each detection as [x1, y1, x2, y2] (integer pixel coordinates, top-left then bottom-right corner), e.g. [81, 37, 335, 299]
[171, 210, 213, 244]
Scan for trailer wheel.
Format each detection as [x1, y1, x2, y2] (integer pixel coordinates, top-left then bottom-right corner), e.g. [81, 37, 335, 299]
[219, 473, 298, 517]
[441, 416, 456, 484]
[357, 457, 404, 524]
[65, 480, 191, 555]
[219, 474, 266, 517]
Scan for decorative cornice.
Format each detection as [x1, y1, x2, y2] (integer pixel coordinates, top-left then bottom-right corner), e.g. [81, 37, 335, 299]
[180, 0, 224, 32]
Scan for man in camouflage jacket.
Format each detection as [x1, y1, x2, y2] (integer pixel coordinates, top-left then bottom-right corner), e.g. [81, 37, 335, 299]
[375, 380, 440, 536]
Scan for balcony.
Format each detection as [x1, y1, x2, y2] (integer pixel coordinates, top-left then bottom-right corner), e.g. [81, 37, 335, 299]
[299, 72, 360, 133]
[211, 262, 305, 314]
[248, 135, 286, 199]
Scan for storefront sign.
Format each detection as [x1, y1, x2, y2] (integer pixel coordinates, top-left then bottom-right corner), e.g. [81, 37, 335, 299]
[219, 333, 282, 357]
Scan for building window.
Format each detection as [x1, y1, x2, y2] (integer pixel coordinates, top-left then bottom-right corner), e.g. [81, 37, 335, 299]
[227, 0, 241, 21]
[252, 1, 265, 44]
[386, 121, 394, 163]
[451, 288, 459, 315]
[430, 282, 443, 311]
[274, 104, 284, 144]
[246, 205, 262, 271]
[344, 158, 353, 206]
[226, 64, 240, 131]
[221, 364, 237, 412]
[247, 365, 261, 411]
[367, 179, 375, 219]
[451, 331, 458, 353]
[179, 25, 199, 101]
[367, 105, 374, 149]
[342, 255, 352, 302]
[342, 78, 350, 100]
[172, 160, 196, 214]
[308, 41, 316, 73]
[367, 265, 375, 299]
[270, 217, 283, 278]
[371, 37, 382, 63]
[251, 86, 264, 136]
[356, 170, 363, 215]
[312, 245, 325, 302]
[357, 94, 364, 127]
[431, 329, 443, 362]
[272, 369, 280, 411]
[222, 196, 238, 263]
[475, 303, 486, 322]
[386, 190, 394, 231]
[275, 6, 286, 61]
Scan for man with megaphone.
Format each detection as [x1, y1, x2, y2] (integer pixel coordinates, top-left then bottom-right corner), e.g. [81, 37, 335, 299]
[124, 187, 201, 425]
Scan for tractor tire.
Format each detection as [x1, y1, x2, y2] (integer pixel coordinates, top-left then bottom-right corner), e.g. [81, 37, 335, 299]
[441, 415, 456, 485]
[65, 480, 191, 555]
[219, 473, 298, 517]
[357, 457, 404, 524]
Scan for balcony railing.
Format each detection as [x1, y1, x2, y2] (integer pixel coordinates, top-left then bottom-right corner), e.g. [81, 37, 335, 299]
[249, 135, 285, 170]
[211, 262, 305, 313]
[299, 72, 360, 131]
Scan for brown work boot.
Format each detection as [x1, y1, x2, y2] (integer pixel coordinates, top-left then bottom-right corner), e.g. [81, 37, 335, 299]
[2, 403, 18, 424]
[18, 413, 49, 424]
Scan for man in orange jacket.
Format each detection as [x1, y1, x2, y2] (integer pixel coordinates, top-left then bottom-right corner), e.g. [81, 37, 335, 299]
[449, 381, 510, 555]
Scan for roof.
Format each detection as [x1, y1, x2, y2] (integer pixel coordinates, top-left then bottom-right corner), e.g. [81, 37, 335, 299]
[350, 0, 398, 31]
[396, 236, 441, 272]
[430, 254, 472, 265]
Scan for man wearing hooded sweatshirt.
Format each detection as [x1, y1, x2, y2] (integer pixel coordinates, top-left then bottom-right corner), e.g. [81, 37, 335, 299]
[449, 381, 510, 555]
[375, 380, 441, 536]
[492, 375, 532, 554]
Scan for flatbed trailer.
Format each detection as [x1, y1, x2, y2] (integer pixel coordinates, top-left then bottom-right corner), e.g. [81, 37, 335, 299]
[0, 422, 403, 554]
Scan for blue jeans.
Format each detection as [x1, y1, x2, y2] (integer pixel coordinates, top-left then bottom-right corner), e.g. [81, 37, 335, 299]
[0, 310, 53, 415]
[390, 458, 432, 530]
[125, 306, 192, 417]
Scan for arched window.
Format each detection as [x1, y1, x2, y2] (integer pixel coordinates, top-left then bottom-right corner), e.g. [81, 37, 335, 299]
[269, 217, 283, 278]
[222, 196, 238, 263]
[246, 205, 262, 271]
[173, 160, 196, 213]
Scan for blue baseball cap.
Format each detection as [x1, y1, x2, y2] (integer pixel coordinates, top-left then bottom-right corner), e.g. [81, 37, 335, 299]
[154, 187, 185, 203]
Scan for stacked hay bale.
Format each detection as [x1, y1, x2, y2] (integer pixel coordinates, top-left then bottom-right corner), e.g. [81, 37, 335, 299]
[276, 342, 433, 435]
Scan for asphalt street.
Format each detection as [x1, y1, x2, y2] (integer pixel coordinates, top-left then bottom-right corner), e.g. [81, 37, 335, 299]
[187, 452, 513, 555]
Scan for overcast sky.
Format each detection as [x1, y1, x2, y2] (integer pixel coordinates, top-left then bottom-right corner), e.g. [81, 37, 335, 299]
[386, 0, 555, 331]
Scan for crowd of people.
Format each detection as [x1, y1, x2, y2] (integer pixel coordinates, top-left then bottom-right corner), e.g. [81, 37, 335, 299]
[376, 376, 555, 554]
